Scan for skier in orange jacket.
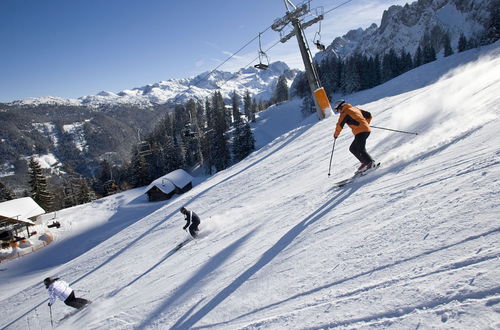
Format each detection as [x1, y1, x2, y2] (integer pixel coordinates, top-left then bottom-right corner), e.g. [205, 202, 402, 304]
[332, 99, 375, 173]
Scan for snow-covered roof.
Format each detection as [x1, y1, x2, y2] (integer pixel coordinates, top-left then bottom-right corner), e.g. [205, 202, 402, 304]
[0, 197, 45, 225]
[144, 169, 193, 195]
[145, 178, 176, 195]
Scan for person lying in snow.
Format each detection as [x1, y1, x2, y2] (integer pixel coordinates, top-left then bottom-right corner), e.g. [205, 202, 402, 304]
[44, 277, 90, 309]
[180, 207, 200, 238]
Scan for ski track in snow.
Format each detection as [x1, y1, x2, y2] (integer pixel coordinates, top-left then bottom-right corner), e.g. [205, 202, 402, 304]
[1, 42, 499, 330]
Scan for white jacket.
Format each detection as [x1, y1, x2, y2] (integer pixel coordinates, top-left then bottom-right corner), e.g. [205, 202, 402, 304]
[47, 280, 73, 305]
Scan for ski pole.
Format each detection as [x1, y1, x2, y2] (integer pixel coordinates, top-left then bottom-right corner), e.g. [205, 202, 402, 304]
[327, 138, 336, 177]
[49, 304, 54, 329]
[370, 125, 418, 135]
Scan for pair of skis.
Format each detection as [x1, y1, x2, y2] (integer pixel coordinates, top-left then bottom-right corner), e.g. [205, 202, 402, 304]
[57, 301, 92, 325]
[174, 231, 200, 252]
[174, 238, 192, 251]
[334, 162, 380, 187]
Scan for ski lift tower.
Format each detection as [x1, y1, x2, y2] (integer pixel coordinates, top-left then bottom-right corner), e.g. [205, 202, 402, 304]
[272, 0, 333, 119]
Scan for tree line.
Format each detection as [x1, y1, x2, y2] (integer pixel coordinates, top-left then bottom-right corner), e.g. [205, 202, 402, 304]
[126, 90, 261, 188]
[124, 78, 290, 189]
[0, 76, 292, 210]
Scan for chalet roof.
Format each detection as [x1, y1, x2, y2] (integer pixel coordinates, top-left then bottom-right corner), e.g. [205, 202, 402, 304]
[0, 197, 45, 225]
[144, 169, 194, 195]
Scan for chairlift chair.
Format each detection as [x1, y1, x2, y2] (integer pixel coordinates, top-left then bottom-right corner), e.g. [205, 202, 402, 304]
[136, 129, 152, 156]
[137, 140, 152, 156]
[104, 180, 118, 194]
[254, 33, 269, 70]
[314, 40, 326, 51]
[254, 56, 269, 70]
[183, 123, 196, 138]
[313, 19, 326, 51]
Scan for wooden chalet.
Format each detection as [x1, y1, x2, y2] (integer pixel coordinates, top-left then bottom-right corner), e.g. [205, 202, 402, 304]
[0, 197, 45, 242]
[145, 169, 194, 202]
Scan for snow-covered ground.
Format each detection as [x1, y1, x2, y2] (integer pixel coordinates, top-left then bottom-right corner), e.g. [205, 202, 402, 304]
[1, 42, 499, 329]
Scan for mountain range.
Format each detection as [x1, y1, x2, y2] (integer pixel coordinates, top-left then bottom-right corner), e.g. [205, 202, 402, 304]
[317, 0, 496, 61]
[8, 61, 298, 109]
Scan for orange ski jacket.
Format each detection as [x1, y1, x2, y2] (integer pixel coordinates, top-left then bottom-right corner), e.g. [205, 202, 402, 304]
[333, 103, 372, 138]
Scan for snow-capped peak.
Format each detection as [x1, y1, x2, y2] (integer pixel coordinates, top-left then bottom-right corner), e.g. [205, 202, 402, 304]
[318, 0, 494, 60]
[9, 61, 299, 109]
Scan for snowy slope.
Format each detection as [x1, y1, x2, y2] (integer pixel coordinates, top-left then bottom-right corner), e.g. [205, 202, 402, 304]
[1, 42, 499, 330]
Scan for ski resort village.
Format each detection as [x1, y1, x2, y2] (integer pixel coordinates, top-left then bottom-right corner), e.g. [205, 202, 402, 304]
[0, 0, 499, 329]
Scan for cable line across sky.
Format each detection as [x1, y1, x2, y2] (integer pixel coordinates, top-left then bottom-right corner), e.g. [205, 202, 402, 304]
[189, 0, 356, 89]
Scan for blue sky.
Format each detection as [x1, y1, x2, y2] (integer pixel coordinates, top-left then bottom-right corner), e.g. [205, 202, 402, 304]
[0, 0, 409, 102]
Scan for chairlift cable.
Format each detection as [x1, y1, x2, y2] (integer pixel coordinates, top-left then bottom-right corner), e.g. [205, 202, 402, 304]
[323, 0, 355, 16]
[187, 0, 355, 91]
[189, 25, 274, 87]
[244, 39, 282, 69]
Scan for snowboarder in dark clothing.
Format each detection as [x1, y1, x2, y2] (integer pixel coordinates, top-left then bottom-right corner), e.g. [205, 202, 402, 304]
[180, 207, 200, 238]
[44, 277, 90, 309]
[332, 99, 376, 174]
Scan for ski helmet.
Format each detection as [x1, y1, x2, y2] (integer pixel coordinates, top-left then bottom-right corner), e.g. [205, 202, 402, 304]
[333, 99, 345, 114]
[180, 207, 187, 214]
[43, 277, 52, 288]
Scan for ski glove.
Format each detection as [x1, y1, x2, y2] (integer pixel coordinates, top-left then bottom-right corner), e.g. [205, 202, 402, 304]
[48, 302, 52, 307]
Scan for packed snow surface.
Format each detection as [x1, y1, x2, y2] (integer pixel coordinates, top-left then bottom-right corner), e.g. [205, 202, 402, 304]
[1, 42, 499, 329]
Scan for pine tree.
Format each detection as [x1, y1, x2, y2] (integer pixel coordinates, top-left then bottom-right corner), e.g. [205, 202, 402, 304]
[76, 178, 94, 204]
[292, 72, 310, 98]
[28, 157, 54, 211]
[371, 55, 382, 87]
[201, 98, 215, 174]
[258, 100, 268, 112]
[458, 33, 468, 52]
[423, 45, 436, 64]
[271, 75, 289, 105]
[231, 90, 241, 125]
[210, 91, 231, 172]
[98, 160, 112, 184]
[183, 99, 203, 167]
[243, 90, 252, 121]
[162, 136, 184, 174]
[232, 123, 243, 162]
[0, 180, 16, 202]
[250, 98, 257, 123]
[443, 33, 454, 57]
[341, 57, 361, 93]
[233, 121, 255, 161]
[242, 122, 255, 156]
[482, 3, 500, 45]
[414, 46, 424, 67]
[361, 56, 380, 89]
[381, 49, 400, 82]
[399, 49, 413, 74]
[301, 93, 315, 117]
[129, 152, 151, 188]
[353, 53, 371, 90]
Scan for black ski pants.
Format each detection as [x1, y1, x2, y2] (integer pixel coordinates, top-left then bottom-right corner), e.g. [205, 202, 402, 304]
[349, 132, 373, 164]
[188, 223, 199, 238]
[64, 291, 90, 309]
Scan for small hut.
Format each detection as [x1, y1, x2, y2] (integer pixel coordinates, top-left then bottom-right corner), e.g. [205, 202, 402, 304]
[0, 197, 45, 242]
[145, 169, 194, 202]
